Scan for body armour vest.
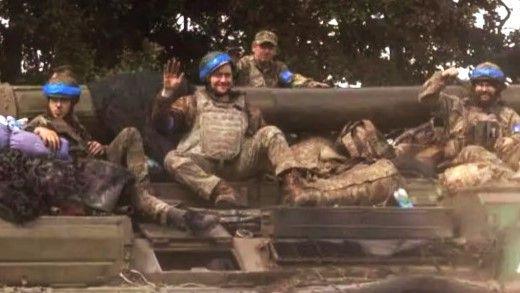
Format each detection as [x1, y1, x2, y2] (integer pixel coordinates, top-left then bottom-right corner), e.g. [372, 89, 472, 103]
[461, 102, 517, 150]
[177, 89, 248, 161]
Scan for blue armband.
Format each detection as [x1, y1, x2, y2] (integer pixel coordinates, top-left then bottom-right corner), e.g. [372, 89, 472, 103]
[279, 70, 294, 85]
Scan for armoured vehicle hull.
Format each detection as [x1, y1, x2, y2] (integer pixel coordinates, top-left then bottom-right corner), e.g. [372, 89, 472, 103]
[1, 75, 520, 291]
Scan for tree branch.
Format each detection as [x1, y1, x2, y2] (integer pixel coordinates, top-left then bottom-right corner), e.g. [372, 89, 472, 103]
[497, 0, 511, 29]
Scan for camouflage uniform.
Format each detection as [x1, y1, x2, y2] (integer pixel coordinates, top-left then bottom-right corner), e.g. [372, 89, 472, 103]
[156, 88, 301, 200]
[289, 137, 401, 206]
[235, 30, 325, 88]
[419, 71, 520, 191]
[236, 55, 315, 88]
[26, 114, 171, 223]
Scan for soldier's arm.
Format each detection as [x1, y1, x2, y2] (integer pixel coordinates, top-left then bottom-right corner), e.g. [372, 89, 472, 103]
[153, 94, 197, 135]
[151, 57, 195, 134]
[150, 81, 194, 134]
[245, 100, 266, 136]
[418, 69, 461, 106]
[234, 56, 249, 87]
[24, 115, 51, 132]
[277, 62, 328, 88]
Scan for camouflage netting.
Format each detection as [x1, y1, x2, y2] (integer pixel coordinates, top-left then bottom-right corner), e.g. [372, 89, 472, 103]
[0, 149, 131, 223]
[88, 72, 194, 162]
[0, 149, 83, 223]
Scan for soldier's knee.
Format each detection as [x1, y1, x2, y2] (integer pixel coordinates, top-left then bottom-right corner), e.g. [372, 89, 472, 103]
[460, 145, 488, 156]
[120, 127, 142, 140]
[257, 125, 283, 141]
[456, 145, 497, 164]
[164, 150, 185, 173]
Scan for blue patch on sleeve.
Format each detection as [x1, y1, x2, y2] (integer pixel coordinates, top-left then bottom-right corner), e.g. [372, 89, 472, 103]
[279, 70, 294, 85]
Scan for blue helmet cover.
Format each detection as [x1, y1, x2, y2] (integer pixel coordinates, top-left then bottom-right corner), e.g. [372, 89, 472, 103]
[199, 53, 233, 81]
[469, 66, 506, 83]
[279, 69, 294, 85]
[43, 83, 81, 98]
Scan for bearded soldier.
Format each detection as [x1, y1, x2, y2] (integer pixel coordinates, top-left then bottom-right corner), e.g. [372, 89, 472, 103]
[26, 66, 216, 231]
[418, 62, 520, 191]
[235, 30, 329, 88]
[152, 52, 308, 207]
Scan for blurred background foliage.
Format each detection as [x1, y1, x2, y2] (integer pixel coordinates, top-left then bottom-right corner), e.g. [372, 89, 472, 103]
[0, 0, 518, 85]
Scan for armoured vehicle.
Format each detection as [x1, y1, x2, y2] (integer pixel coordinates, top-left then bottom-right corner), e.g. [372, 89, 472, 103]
[1, 74, 520, 292]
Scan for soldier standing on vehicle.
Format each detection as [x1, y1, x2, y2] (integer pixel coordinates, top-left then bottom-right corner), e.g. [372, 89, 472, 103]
[152, 52, 308, 207]
[418, 62, 520, 190]
[26, 66, 216, 231]
[235, 30, 329, 88]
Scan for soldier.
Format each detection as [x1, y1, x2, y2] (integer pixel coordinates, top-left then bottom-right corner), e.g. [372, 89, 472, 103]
[152, 52, 308, 207]
[418, 62, 520, 191]
[235, 30, 329, 88]
[26, 66, 216, 231]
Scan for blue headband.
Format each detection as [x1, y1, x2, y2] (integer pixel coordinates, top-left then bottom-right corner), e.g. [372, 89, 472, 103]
[279, 69, 294, 85]
[469, 66, 506, 83]
[43, 83, 81, 98]
[199, 53, 232, 81]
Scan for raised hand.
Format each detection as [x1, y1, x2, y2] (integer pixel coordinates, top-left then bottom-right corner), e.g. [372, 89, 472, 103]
[442, 67, 459, 79]
[163, 57, 185, 94]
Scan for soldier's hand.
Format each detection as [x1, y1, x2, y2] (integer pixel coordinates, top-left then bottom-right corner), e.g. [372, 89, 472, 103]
[34, 127, 60, 151]
[162, 57, 185, 96]
[442, 67, 459, 79]
[87, 140, 106, 157]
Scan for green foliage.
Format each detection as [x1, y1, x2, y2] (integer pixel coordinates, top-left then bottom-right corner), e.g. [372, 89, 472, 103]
[0, 0, 517, 85]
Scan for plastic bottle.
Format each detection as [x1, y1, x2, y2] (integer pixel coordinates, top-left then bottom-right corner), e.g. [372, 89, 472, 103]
[393, 188, 414, 208]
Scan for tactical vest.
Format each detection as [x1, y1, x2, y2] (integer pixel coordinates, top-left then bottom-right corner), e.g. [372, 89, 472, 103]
[177, 90, 248, 161]
[463, 106, 505, 150]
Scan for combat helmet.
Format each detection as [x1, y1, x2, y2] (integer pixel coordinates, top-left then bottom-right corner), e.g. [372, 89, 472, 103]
[469, 62, 507, 90]
[198, 51, 233, 82]
[42, 65, 81, 100]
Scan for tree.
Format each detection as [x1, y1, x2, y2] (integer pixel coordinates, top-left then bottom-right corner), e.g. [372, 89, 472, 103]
[0, 0, 517, 85]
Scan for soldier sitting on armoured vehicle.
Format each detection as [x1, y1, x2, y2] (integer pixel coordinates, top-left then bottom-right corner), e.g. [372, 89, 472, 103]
[26, 66, 216, 231]
[235, 30, 329, 88]
[152, 52, 308, 208]
[416, 62, 520, 191]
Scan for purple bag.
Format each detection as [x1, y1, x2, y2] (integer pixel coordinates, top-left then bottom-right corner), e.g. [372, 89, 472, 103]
[9, 130, 70, 160]
[0, 125, 8, 150]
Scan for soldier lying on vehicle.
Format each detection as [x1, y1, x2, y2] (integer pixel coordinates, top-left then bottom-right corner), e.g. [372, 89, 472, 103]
[23, 66, 216, 231]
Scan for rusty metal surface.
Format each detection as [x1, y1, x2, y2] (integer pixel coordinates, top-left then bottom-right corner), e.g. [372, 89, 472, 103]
[266, 207, 455, 239]
[0, 216, 132, 286]
[0, 83, 17, 116]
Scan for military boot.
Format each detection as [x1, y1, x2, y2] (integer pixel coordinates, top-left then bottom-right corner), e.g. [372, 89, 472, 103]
[281, 169, 316, 206]
[211, 181, 246, 208]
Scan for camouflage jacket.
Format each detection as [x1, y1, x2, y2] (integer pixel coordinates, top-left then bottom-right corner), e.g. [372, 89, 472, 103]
[418, 71, 520, 156]
[235, 55, 317, 88]
[25, 113, 92, 156]
[151, 88, 265, 137]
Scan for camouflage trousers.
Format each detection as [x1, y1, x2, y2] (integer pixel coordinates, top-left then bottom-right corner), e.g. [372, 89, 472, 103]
[289, 137, 401, 206]
[440, 145, 518, 193]
[164, 126, 300, 200]
[106, 127, 170, 223]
